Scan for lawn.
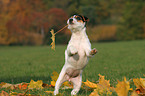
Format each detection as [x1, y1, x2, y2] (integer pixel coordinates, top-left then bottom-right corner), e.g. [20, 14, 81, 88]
[0, 40, 145, 95]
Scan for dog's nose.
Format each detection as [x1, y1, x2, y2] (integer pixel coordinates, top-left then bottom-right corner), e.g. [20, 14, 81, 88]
[69, 19, 73, 24]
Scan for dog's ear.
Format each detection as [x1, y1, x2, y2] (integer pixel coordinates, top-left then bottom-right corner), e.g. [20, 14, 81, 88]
[78, 15, 89, 22]
[83, 16, 89, 22]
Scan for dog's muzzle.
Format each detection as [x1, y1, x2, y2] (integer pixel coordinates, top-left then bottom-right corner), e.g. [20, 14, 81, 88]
[69, 19, 74, 24]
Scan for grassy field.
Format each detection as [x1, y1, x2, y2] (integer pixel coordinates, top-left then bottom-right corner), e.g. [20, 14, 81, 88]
[0, 40, 145, 95]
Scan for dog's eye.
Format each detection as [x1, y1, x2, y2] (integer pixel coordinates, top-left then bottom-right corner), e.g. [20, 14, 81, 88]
[76, 16, 82, 20]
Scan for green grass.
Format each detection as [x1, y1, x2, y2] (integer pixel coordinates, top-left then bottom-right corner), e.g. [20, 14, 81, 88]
[0, 40, 145, 95]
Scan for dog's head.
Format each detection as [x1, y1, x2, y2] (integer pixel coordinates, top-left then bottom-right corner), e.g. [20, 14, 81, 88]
[67, 15, 89, 31]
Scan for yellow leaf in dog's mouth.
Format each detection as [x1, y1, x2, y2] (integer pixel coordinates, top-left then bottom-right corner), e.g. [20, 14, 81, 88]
[50, 29, 55, 50]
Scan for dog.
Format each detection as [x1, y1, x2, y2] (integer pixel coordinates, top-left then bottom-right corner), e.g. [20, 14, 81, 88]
[54, 15, 97, 95]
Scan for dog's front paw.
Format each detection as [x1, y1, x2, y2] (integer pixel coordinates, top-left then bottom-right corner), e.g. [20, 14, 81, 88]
[54, 90, 59, 95]
[90, 48, 98, 55]
[71, 89, 79, 95]
[71, 49, 78, 55]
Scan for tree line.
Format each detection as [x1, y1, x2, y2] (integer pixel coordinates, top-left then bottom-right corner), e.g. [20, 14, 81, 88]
[0, 0, 145, 45]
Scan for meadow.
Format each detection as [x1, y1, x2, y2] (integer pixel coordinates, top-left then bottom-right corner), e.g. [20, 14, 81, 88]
[0, 40, 145, 95]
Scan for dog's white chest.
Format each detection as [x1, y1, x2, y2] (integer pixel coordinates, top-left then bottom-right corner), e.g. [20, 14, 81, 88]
[65, 28, 91, 69]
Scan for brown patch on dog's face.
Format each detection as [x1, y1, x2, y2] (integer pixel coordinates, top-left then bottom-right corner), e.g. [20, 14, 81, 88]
[74, 15, 84, 23]
[74, 15, 89, 23]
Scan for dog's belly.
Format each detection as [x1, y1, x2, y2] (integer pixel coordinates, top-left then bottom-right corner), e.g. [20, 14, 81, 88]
[66, 68, 80, 78]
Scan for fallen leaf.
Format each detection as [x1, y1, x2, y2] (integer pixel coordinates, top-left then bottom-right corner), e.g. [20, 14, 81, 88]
[50, 71, 73, 88]
[42, 83, 49, 88]
[51, 71, 59, 81]
[131, 91, 139, 96]
[62, 81, 73, 89]
[45, 91, 54, 94]
[10, 92, 19, 95]
[115, 77, 130, 96]
[89, 89, 100, 96]
[51, 81, 56, 87]
[18, 83, 28, 90]
[0, 82, 6, 87]
[28, 80, 43, 89]
[0, 90, 9, 96]
[83, 80, 97, 88]
[1, 83, 15, 90]
[133, 78, 145, 95]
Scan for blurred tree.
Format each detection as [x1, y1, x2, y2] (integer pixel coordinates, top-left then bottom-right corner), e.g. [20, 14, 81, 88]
[1, 0, 145, 45]
[5, 0, 46, 45]
[79, 0, 111, 25]
[0, 0, 10, 45]
[116, 1, 145, 40]
[44, 8, 69, 44]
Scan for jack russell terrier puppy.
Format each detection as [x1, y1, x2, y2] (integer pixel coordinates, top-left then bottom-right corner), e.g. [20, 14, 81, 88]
[54, 15, 97, 95]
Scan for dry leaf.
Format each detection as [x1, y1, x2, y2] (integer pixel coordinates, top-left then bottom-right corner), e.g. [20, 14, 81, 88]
[51, 71, 59, 81]
[10, 92, 19, 95]
[1, 83, 15, 90]
[45, 91, 54, 94]
[62, 81, 73, 89]
[50, 29, 55, 50]
[0, 90, 9, 96]
[96, 74, 112, 95]
[84, 74, 112, 95]
[50, 71, 59, 87]
[50, 71, 73, 88]
[51, 81, 56, 87]
[18, 83, 28, 90]
[115, 77, 130, 96]
[28, 80, 43, 89]
[83, 80, 97, 88]
[131, 91, 139, 96]
[133, 78, 145, 95]
[89, 89, 100, 96]
[0, 82, 6, 87]
[42, 83, 49, 88]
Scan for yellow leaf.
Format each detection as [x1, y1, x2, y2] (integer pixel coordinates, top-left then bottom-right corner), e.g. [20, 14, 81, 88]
[89, 89, 100, 96]
[140, 78, 145, 88]
[115, 77, 130, 96]
[45, 91, 54, 94]
[28, 80, 43, 89]
[62, 81, 73, 89]
[131, 91, 138, 96]
[50, 29, 55, 50]
[0, 90, 9, 96]
[10, 92, 18, 95]
[50, 71, 73, 88]
[96, 74, 112, 95]
[50, 71, 59, 87]
[1, 83, 14, 90]
[98, 74, 110, 88]
[51, 71, 59, 81]
[51, 81, 56, 87]
[84, 75, 113, 95]
[45, 91, 63, 96]
[133, 78, 145, 94]
[83, 80, 97, 88]
[0, 82, 6, 87]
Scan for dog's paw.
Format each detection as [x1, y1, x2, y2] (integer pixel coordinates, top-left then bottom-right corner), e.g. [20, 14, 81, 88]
[71, 89, 79, 95]
[70, 48, 78, 56]
[54, 90, 58, 95]
[90, 48, 98, 55]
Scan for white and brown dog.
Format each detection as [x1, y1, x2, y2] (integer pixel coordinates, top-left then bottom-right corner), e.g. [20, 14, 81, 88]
[54, 15, 97, 95]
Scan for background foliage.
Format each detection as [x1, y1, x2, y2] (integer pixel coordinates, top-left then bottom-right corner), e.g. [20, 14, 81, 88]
[0, 0, 145, 45]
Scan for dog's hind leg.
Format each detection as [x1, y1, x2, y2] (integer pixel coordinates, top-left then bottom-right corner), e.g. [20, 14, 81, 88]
[70, 71, 82, 95]
[54, 67, 68, 95]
